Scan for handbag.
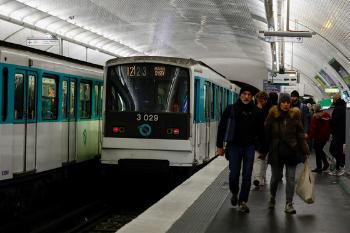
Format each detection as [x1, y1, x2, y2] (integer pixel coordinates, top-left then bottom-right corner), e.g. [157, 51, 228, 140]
[296, 160, 315, 204]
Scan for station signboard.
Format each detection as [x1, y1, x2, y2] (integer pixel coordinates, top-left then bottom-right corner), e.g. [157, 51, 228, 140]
[263, 80, 281, 93]
[265, 36, 303, 43]
[26, 38, 59, 46]
[268, 72, 298, 85]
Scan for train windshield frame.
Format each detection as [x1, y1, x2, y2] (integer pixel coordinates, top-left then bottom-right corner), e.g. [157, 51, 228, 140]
[106, 63, 190, 113]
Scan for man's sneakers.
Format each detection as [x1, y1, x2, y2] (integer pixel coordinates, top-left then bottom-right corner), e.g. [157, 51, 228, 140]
[337, 166, 345, 176]
[328, 166, 346, 176]
[328, 170, 337, 176]
[285, 202, 296, 214]
[238, 201, 250, 213]
[253, 178, 266, 187]
[231, 196, 249, 213]
[253, 179, 260, 187]
[231, 195, 238, 206]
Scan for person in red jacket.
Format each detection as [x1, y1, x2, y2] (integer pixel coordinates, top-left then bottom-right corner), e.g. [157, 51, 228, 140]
[307, 104, 331, 172]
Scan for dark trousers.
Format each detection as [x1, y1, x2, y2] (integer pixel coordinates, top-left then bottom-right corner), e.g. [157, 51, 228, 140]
[329, 139, 345, 170]
[227, 144, 255, 203]
[313, 141, 329, 169]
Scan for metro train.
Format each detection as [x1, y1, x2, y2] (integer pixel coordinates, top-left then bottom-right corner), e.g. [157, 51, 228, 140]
[101, 56, 240, 171]
[0, 41, 104, 182]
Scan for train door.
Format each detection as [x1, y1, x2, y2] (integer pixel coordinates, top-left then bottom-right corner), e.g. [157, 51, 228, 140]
[194, 78, 200, 163]
[97, 84, 103, 155]
[204, 81, 211, 160]
[62, 77, 77, 163]
[13, 69, 37, 174]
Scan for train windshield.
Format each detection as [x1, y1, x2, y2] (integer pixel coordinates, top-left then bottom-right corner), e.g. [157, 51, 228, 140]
[106, 63, 190, 113]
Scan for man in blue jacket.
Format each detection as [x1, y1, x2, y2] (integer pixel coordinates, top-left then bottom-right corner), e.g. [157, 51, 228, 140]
[216, 85, 264, 213]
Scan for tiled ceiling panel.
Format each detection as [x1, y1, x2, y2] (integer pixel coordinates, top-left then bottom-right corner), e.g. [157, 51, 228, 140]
[6, 0, 350, 97]
[289, 0, 350, 92]
[8, 0, 269, 88]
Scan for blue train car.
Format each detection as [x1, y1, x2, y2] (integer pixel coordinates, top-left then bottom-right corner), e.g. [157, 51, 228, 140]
[0, 41, 104, 181]
[101, 56, 240, 169]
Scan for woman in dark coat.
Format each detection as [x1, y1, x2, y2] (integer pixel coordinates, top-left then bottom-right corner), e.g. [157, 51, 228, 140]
[264, 93, 310, 214]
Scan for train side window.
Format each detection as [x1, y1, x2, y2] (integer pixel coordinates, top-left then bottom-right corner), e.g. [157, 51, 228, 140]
[70, 81, 76, 118]
[98, 85, 103, 116]
[80, 81, 91, 119]
[219, 87, 223, 115]
[14, 73, 24, 120]
[28, 74, 36, 120]
[194, 79, 200, 122]
[204, 82, 210, 120]
[223, 89, 227, 108]
[2, 67, 8, 121]
[94, 84, 98, 117]
[62, 80, 68, 119]
[216, 86, 220, 120]
[42, 76, 58, 120]
[211, 84, 215, 120]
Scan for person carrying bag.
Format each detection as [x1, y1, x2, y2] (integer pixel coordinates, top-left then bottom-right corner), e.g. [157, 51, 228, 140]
[262, 93, 310, 214]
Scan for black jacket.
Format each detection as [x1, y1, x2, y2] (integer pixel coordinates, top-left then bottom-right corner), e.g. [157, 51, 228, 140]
[216, 99, 264, 150]
[330, 99, 346, 143]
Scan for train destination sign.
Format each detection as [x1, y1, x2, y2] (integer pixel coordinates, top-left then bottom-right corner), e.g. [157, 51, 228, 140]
[126, 64, 168, 78]
[127, 65, 147, 77]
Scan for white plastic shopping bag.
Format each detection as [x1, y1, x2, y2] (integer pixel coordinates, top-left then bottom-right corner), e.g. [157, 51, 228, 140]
[252, 151, 268, 185]
[296, 160, 315, 204]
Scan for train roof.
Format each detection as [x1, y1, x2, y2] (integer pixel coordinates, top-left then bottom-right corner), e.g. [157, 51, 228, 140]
[0, 40, 103, 70]
[106, 56, 229, 81]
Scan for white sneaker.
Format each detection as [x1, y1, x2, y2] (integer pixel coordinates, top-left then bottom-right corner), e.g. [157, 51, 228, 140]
[337, 169, 345, 176]
[328, 170, 337, 176]
[285, 202, 296, 214]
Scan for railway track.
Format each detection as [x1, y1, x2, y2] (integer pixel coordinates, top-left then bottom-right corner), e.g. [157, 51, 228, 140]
[0, 162, 206, 233]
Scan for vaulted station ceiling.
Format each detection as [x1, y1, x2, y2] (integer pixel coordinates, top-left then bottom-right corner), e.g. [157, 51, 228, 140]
[0, 0, 350, 101]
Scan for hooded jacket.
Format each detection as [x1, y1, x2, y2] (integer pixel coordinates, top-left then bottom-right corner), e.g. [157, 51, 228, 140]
[264, 105, 310, 165]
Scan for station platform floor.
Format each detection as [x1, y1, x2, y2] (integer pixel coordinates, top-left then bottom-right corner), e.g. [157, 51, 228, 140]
[118, 155, 350, 233]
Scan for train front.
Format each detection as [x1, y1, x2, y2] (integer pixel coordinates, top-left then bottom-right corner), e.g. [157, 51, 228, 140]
[101, 61, 194, 169]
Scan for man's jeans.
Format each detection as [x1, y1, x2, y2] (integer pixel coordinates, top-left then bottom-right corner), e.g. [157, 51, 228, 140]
[227, 144, 255, 202]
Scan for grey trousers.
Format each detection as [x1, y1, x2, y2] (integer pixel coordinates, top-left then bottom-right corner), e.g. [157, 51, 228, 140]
[270, 163, 297, 203]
